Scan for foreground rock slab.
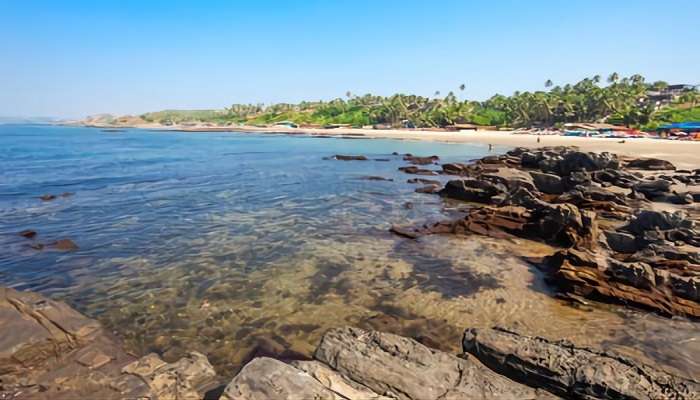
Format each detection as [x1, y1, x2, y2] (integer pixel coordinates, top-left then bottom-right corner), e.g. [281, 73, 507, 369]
[222, 327, 553, 400]
[463, 327, 700, 400]
[0, 288, 219, 400]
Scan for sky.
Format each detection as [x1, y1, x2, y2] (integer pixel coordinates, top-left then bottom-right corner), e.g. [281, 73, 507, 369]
[1, 0, 699, 119]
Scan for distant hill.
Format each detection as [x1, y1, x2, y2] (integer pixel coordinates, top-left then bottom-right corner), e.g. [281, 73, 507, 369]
[0, 116, 63, 124]
[140, 109, 229, 125]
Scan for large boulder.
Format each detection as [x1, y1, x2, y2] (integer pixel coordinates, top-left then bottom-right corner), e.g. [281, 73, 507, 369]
[220, 357, 347, 400]
[530, 171, 565, 194]
[623, 210, 695, 235]
[482, 168, 536, 192]
[633, 179, 672, 199]
[627, 158, 676, 171]
[463, 327, 700, 400]
[555, 151, 619, 175]
[440, 179, 505, 204]
[545, 247, 700, 317]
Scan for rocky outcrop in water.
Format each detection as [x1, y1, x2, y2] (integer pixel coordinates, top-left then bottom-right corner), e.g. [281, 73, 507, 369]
[393, 146, 700, 318]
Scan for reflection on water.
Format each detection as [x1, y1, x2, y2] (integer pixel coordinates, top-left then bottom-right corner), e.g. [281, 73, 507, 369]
[1, 125, 698, 378]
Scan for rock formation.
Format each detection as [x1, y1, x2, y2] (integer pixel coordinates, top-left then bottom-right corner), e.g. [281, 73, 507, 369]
[395, 146, 700, 318]
[463, 327, 700, 400]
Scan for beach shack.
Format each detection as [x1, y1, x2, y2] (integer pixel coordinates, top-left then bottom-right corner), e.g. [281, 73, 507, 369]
[563, 123, 639, 137]
[657, 122, 700, 139]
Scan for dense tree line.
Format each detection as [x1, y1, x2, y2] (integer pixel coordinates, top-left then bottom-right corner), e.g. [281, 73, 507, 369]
[145, 74, 700, 129]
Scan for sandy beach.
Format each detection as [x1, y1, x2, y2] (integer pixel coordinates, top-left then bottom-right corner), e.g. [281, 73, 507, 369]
[85, 122, 700, 169]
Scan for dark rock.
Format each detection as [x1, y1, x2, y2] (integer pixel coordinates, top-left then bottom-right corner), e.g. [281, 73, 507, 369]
[19, 230, 37, 239]
[440, 179, 504, 204]
[627, 189, 647, 200]
[403, 155, 439, 165]
[545, 247, 700, 317]
[633, 179, 672, 199]
[399, 166, 438, 175]
[627, 158, 676, 170]
[669, 191, 694, 204]
[407, 178, 440, 185]
[463, 327, 700, 400]
[529, 171, 564, 194]
[604, 230, 638, 253]
[39, 194, 57, 201]
[331, 154, 368, 161]
[623, 210, 694, 235]
[520, 152, 542, 168]
[441, 162, 471, 175]
[359, 176, 393, 181]
[481, 168, 536, 192]
[556, 151, 619, 175]
[415, 185, 441, 194]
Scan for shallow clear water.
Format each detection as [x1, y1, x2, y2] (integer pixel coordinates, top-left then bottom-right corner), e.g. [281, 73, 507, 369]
[1, 125, 698, 378]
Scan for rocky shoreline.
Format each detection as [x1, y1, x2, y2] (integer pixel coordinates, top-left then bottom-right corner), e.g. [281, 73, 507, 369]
[3, 146, 699, 399]
[2, 286, 699, 399]
[393, 146, 700, 319]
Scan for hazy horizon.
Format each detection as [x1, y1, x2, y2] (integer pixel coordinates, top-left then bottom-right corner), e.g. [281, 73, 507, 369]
[2, 0, 699, 119]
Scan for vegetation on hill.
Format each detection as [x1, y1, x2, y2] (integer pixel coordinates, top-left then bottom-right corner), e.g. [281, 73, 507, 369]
[137, 74, 699, 130]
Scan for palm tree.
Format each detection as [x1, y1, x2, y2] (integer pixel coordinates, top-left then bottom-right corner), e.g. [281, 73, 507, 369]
[545, 79, 553, 88]
[459, 83, 466, 91]
[607, 72, 619, 84]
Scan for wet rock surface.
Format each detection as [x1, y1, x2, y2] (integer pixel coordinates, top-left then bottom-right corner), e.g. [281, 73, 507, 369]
[393, 146, 700, 318]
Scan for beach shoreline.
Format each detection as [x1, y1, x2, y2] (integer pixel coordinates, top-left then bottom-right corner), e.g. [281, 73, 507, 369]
[74, 122, 700, 169]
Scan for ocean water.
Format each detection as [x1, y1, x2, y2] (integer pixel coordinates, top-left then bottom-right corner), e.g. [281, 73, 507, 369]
[1, 124, 698, 377]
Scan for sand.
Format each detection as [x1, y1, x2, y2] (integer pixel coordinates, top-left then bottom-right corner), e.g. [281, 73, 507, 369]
[81, 122, 700, 169]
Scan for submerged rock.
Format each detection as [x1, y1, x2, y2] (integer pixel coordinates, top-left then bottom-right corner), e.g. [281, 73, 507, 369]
[120, 352, 218, 399]
[399, 166, 439, 175]
[463, 327, 700, 400]
[330, 155, 368, 161]
[19, 229, 37, 239]
[407, 178, 440, 185]
[51, 238, 79, 251]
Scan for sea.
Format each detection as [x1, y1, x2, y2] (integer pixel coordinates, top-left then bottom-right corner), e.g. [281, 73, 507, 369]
[1, 124, 697, 377]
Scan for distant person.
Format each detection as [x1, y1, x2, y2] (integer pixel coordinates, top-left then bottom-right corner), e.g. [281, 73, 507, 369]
[537, 135, 541, 143]
[488, 144, 493, 151]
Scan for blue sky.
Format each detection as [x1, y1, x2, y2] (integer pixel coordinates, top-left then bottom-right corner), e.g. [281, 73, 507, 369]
[1, 0, 699, 118]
